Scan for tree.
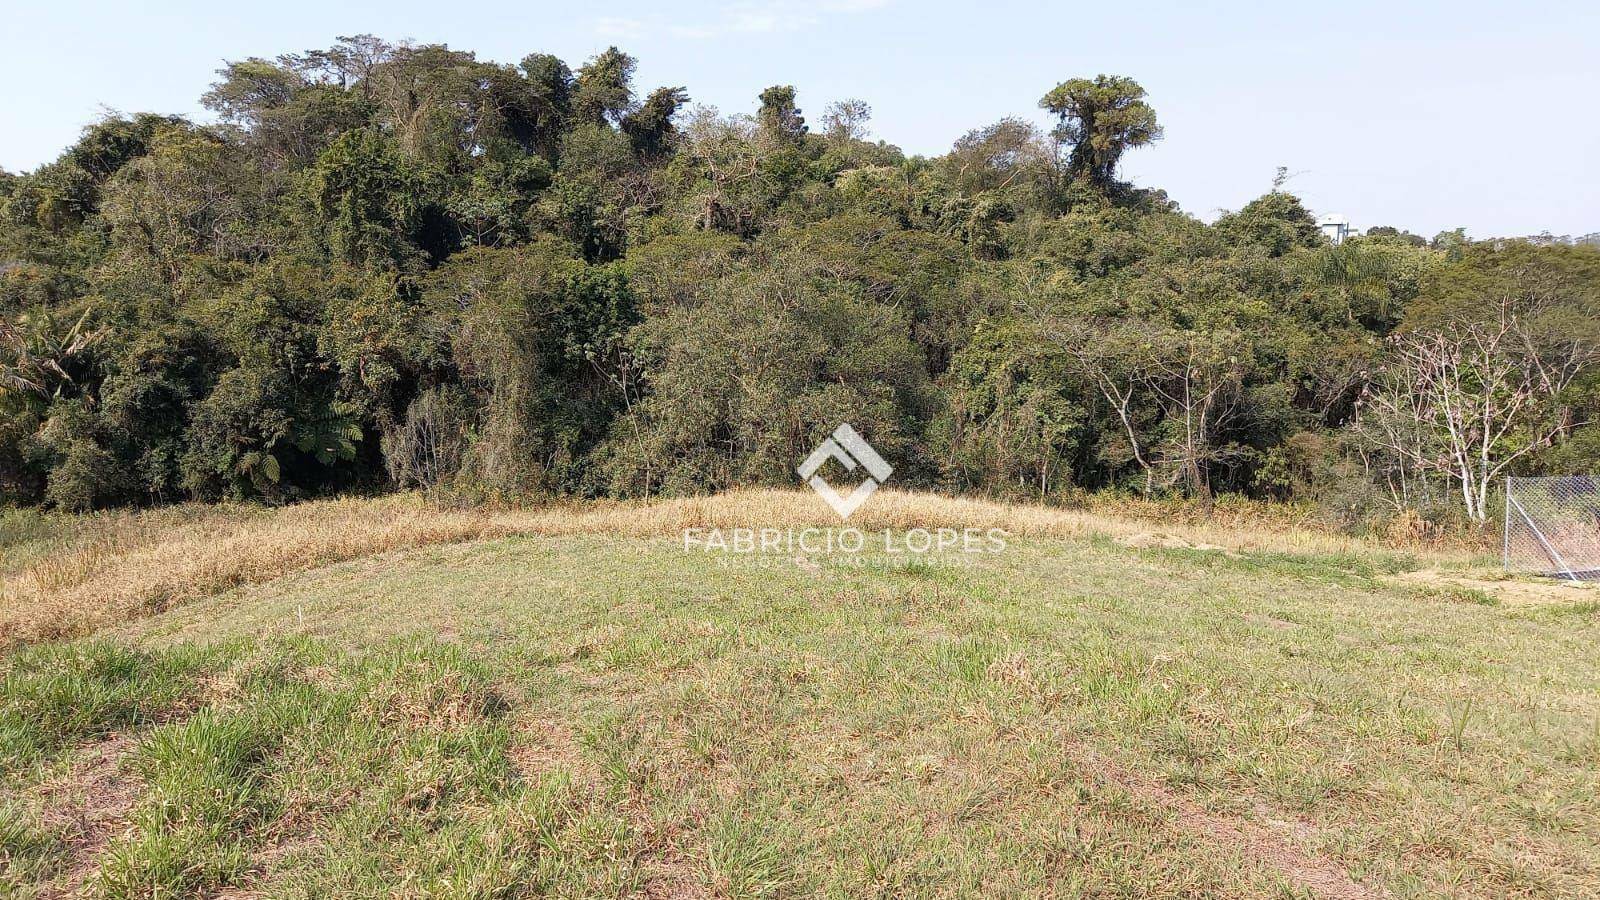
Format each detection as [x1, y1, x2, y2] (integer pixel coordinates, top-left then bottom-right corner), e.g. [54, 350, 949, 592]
[518, 53, 575, 160]
[1214, 191, 1321, 257]
[1366, 225, 1428, 248]
[308, 130, 420, 270]
[622, 86, 689, 158]
[418, 243, 636, 498]
[364, 44, 486, 165]
[0, 308, 106, 403]
[757, 85, 807, 143]
[1354, 292, 1598, 521]
[101, 125, 258, 287]
[942, 117, 1052, 198]
[1140, 326, 1250, 497]
[937, 320, 1084, 498]
[821, 99, 871, 142]
[1040, 75, 1161, 189]
[596, 253, 929, 496]
[203, 40, 384, 166]
[573, 47, 635, 127]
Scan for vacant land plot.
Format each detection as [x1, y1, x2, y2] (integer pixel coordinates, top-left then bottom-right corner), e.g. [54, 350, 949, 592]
[2, 493, 1597, 898]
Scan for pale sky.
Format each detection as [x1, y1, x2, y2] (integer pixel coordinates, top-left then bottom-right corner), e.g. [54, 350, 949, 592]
[3, 0, 1596, 239]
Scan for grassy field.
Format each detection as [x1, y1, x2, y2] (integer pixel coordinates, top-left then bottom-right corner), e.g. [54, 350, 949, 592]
[2, 491, 1597, 898]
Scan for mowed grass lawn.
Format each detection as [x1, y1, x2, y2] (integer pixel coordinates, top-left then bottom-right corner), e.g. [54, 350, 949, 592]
[2, 497, 1598, 898]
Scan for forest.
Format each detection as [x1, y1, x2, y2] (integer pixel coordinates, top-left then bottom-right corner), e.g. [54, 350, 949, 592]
[2, 35, 1596, 529]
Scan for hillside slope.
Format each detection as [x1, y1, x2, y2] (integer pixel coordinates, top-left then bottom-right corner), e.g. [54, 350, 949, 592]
[2, 494, 1597, 897]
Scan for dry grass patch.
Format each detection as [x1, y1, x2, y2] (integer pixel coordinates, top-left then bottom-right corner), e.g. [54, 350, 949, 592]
[1, 489, 1483, 650]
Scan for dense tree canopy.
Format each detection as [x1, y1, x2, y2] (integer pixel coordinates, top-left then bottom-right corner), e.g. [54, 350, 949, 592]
[2, 36, 1595, 529]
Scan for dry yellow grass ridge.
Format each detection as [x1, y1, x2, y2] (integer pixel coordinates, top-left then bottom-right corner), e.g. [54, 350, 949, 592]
[1, 489, 1479, 650]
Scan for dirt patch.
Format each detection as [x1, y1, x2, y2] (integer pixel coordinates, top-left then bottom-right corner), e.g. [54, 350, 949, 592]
[34, 733, 143, 897]
[635, 821, 705, 900]
[1078, 748, 1386, 900]
[1390, 568, 1597, 607]
[509, 715, 598, 783]
[1117, 531, 1240, 557]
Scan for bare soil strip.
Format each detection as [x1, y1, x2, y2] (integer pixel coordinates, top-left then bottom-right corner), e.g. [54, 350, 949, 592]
[35, 734, 142, 898]
[1078, 748, 1386, 900]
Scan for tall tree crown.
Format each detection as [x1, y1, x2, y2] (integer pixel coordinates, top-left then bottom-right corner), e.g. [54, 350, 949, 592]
[1040, 75, 1162, 188]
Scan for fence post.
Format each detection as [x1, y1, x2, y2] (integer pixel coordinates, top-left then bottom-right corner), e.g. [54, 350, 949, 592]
[1503, 478, 1510, 573]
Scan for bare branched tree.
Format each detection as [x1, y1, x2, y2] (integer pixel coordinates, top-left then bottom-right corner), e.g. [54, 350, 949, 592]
[1032, 310, 1247, 497]
[1142, 329, 1249, 498]
[1354, 292, 1598, 521]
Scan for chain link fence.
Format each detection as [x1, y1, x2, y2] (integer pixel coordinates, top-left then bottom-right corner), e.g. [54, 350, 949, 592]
[1504, 476, 1600, 580]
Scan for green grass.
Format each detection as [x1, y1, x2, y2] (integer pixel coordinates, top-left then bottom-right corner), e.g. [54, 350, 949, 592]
[0, 642, 221, 770]
[0, 806, 68, 893]
[2, 527, 1598, 897]
[0, 637, 641, 897]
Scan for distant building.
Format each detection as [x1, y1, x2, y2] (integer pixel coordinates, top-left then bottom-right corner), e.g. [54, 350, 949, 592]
[1317, 214, 1352, 246]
